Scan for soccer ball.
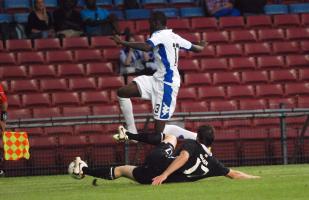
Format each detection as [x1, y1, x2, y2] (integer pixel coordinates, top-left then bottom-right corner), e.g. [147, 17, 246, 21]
[68, 161, 86, 180]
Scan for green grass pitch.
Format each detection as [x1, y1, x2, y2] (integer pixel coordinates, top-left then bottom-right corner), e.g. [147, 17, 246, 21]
[1, 164, 309, 200]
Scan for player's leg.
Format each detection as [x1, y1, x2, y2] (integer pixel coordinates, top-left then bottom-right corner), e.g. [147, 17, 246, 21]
[163, 124, 197, 140]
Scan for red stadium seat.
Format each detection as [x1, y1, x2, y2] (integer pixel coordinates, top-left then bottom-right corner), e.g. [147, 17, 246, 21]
[2, 65, 27, 79]
[229, 57, 256, 70]
[135, 20, 149, 34]
[254, 118, 280, 128]
[257, 56, 285, 69]
[9, 108, 32, 119]
[45, 126, 73, 136]
[85, 62, 114, 76]
[285, 83, 309, 96]
[256, 84, 284, 98]
[22, 93, 51, 107]
[68, 77, 97, 91]
[34, 38, 61, 51]
[189, 45, 215, 58]
[300, 40, 309, 53]
[181, 101, 208, 112]
[97, 76, 125, 89]
[32, 107, 62, 118]
[132, 103, 151, 113]
[102, 48, 119, 61]
[197, 86, 226, 100]
[28, 64, 57, 78]
[63, 106, 92, 116]
[118, 20, 135, 34]
[216, 44, 243, 57]
[74, 124, 104, 135]
[178, 59, 200, 72]
[75, 49, 103, 62]
[90, 36, 118, 48]
[230, 30, 257, 43]
[268, 97, 296, 109]
[258, 28, 285, 41]
[200, 58, 228, 71]
[246, 15, 272, 29]
[0, 41, 3, 52]
[16, 127, 44, 137]
[0, 52, 16, 65]
[191, 17, 218, 31]
[17, 52, 44, 64]
[285, 55, 309, 68]
[269, 69, 297, 83]
[227, 85, 255, 99]
[223, 119, 253, 128]
[92, 104, 120, 115]
[244, 42, 271, 56]
[40, 78, 68, 92]
[167, 18, 190, 32]
[46, 50, 73, 63]
[178, 87, 197, 101]
[81, 91, 110, 105]
[299, 69, 309, 82]
[10, 79, 39, 93]
[5, 39, 32, 51]
[301, 13, 309, 26]
[298, 96, 309, 108]
[272, 41, 300, 54]
[178, 32, 201, 43]
[7, 94, 22, 108]
[202, 31, 229, 44]
[184, 73, 212, 86]
[219, 16, 245, 30]
[213, 72, 241, 85]
[239, 99, 267, 110]
[62, 37, 89, 50]
[286, 27, 309, 41]
[243, 70, 271, 85]
[273, 14, 300, 27]
[58, 63, 85, 77]
[209, 100, 237, 111]
[52, 92, 80, 106]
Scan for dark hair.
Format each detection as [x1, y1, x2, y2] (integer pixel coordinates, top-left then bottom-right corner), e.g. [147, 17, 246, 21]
[197, 125, 215, 147]
[151, 11, 167, 26]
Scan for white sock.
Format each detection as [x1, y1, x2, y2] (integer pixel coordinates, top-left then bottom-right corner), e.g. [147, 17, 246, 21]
[118, 97, 138, 134]
[163, 125, 197, 140]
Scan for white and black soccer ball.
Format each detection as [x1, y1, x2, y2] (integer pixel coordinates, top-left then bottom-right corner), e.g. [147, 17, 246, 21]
[68, 160, 87, 180]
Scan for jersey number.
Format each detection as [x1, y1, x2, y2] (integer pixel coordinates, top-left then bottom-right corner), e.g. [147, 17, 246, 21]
[173, 43, 179, 66]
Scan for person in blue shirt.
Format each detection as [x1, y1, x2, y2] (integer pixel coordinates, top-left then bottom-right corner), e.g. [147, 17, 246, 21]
[80, 0, 120, 36]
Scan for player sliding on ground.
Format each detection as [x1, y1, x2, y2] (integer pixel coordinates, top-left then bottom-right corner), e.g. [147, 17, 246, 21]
[69, 125, 260, 185]
[111, 11, 205, 139]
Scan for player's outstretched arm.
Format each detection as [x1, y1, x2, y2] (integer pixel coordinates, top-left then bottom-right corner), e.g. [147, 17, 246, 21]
[190, 41, 207, 53]
[111, 35, 153, 52]
[226, 169, 261, 180]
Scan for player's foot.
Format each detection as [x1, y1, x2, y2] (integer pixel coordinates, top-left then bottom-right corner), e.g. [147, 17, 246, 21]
[113, 126, 129, 142]
[73, 157, 88, 176]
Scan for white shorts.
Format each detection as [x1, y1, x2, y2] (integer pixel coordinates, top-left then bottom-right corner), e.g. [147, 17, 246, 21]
[133, 75, 179, 121]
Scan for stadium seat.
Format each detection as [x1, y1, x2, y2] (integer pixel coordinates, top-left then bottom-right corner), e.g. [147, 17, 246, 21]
[181, 101, 208, 112]
[268, 97, 296, 109]
[10, 79, 39, 93]
[301, 13, 309, 26]
[85, 62, 114, 76]
[230, 30, 257, 43]
[178, 59, 200, 72]
[229, 57, 256, 70]
[213, 72, 241, 85]
[47, 127, 73, 136]
[141, 0, 168, 9]
[300, 40, 309, 53]
[178, 87, 197, 101]
[58, 63, 85, 77]
[167, 18, 190, 32]
[81, 91, 110, 105]
[216, 44, 243, 57]
[41, 0, 58, 9]
[299, 69, 309, 82]
[197, 86, 225, 100]
[68, 77, 97, 91]
[227, 85, 255, 99]
[2, 66, 27, 79]
[92, 105, 120, 115]
[110, 10, 124, 20]
[13, 12, 29, 24]
[246, 15, 272, 29]
[286, 27, 309, 40]
[97, 76, 125, 89]
[0, 13, 13, 23]
[191, 17, 218, 31]
[273, 14, 301, 27]
[40, 78, 68, 92]
[264, 4, 288, 15]
[32, 107, 62, 118]
[102, 48, 120, 62]
[0, 53, 16, 65]
[34, 38, 61, 51]
[96, 0, 113, 8]
[135, 20, 150, 34]
[90, 36, 117, 49]
[272, 41, 300, 54]
[52, 92, 80, 106]
[118, 20, 135, 33]
[298, 96, 309, 108]
[238, 99, 267, 110]
[244, 42, 272, 56]
[289, 3, 309, 14]
[62, 37, 89, 50]
[219, 16, 245, 30]
[184, 73, 212, 86]
[4, 0, 30, 12]
[242, 71, 269, 84]
[9, 108, 32, 119]
[22, 93, 51, 107]
[63, 106, 92, 117]
[269, 69, 297, 83]
[254, 118, 280, 128]
[285, 83, 309, 96]
[154, 7, 179, 18]
[125, 9, 151, 20]
[75, 49, 103, 63]
[16, 127, 44, 137]
[255, 84, 284, 98]
[5, 39, 32, 51]
[0, 41, 3, 52]
[17, 52, 44, 64]
[257, 56, 285, 69]
[46, 50, 73, 64]
[200, 58, 228, 71]
[29, 64, 57, 78]
[209, 100, 237, 111]
[285, 55, 309, 68]
[169, 0, 195, 8]
[189, 45, 215, 58]
[180, 7, 205, 17]
[74, 124, 104, 135]
[258, 28, 285, 41]
[132, 103, 151, 113]
[7, 94, 22, 108]
[178, 32, 200, 43]
[202, 31, 229, 44]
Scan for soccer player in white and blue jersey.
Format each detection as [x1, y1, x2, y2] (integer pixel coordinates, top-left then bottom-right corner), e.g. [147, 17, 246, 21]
[111, 11, 205, 138]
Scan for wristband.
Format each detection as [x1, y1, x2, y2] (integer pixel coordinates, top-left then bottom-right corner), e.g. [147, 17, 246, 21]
[1, 111, 7, 121]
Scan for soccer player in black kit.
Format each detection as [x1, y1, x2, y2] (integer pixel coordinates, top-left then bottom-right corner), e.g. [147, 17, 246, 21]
[71, 125, 260, 185]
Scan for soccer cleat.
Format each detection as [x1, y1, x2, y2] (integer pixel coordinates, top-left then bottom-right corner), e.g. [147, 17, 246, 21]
[113, 126, 129, 142]
[73, 157, 88, 178]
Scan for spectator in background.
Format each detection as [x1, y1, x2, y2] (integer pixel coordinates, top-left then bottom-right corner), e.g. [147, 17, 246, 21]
[81, 0, 120, 36]
[53, 0, 83, 38]
[26, 0, 54, 39]
[234, 0, 267, 16]
[124, 0, 139, 9]
[204, 0, 240, 18]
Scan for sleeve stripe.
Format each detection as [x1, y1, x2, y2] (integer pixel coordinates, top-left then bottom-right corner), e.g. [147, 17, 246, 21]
[146, 40, 155, 47]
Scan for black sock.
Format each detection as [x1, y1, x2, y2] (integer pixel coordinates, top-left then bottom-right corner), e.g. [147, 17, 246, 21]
[126, 132, 165, 145]
[83, 166, 115, 180]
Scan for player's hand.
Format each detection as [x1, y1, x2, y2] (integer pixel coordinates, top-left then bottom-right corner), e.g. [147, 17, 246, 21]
[0, 121, 6, 132]
[110, 35, 124, 45]
[152, 174, 168, 185]
[198, 40, 207, 47]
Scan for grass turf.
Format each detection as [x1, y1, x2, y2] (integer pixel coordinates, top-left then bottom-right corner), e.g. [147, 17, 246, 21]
[0, 164, 309, 200]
